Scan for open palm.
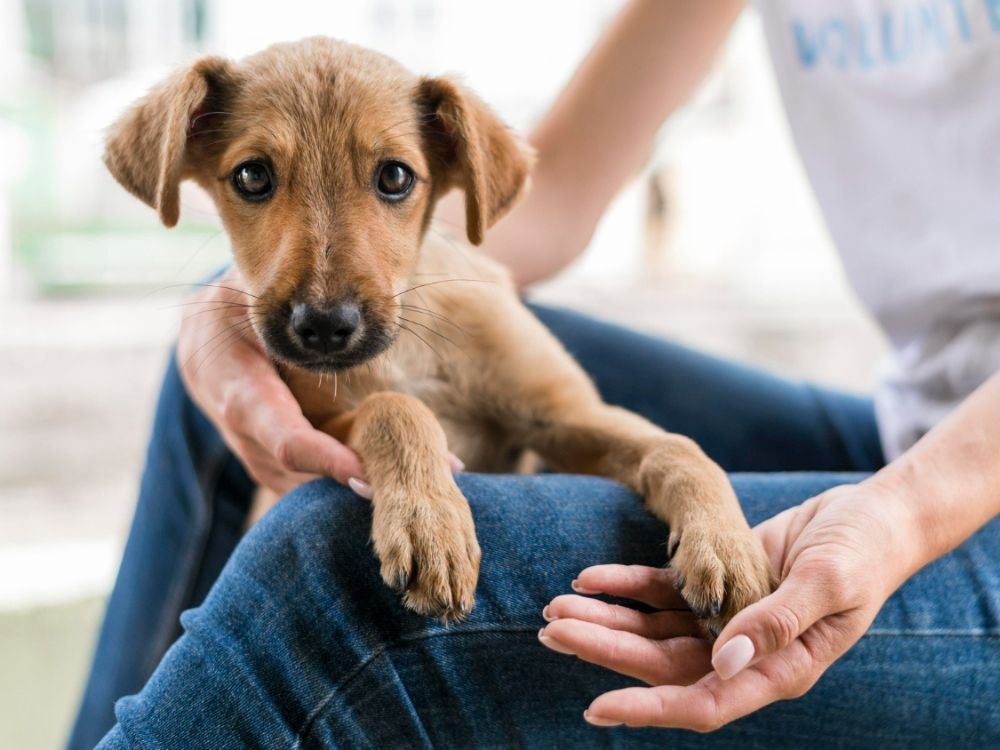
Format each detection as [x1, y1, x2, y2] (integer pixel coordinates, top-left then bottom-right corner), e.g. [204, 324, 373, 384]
[538, 484, 916, 730]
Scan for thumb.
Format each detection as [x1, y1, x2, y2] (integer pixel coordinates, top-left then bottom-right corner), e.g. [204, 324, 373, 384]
[282, 428, 366, 485]
[711, 566, 833, 680]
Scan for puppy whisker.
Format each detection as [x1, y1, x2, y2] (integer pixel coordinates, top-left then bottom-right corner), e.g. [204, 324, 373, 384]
[182, 306, 263, 371]
[195, 323, 257, 376]
[392, 278, 493, 299]
[183, 305, 258, 321]
[398, 316, 471, 360]
[147, 282, 261, 300]
[165, 299, 255, 310]
[396, 304, 469, 336]
[398, 323, 444, 362]
[188, 319, 257, 376]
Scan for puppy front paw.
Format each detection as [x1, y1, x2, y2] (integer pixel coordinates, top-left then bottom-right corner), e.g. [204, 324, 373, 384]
[371, 482, 481, 623]
[667, 523, 776, 637]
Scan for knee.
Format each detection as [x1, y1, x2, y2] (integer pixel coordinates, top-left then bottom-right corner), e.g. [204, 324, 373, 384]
[226, 480, 380, 599]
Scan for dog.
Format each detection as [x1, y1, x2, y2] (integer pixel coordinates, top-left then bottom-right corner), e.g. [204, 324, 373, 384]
[104, 36, 776, 634]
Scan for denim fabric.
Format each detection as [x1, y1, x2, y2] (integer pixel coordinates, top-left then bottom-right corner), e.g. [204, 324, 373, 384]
[67, 355, 256, 750]
[69, 305, 1000, 749]
[97, 476, 1000, 749]
[534, 306, 884, 473]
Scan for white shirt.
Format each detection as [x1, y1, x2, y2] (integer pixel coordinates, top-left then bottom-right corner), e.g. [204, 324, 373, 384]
[752, 0, 1000, 458]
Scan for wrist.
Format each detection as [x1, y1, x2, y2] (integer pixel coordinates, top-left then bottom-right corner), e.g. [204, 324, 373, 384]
[862, 467, 937, 587]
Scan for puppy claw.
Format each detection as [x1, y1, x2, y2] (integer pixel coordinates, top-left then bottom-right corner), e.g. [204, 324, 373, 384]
[666, 533, 681, 561]
[393, 572, 410, 594]
[372, 482, 480, 624]
[668, 524, 775, 635]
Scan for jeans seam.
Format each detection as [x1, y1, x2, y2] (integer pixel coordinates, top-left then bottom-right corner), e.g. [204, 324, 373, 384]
[865, 630, 1000, 638]
[293, 625, 540, 748]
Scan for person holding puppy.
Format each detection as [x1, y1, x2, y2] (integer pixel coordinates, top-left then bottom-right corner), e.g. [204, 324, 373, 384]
[71, 1, 1000, 747]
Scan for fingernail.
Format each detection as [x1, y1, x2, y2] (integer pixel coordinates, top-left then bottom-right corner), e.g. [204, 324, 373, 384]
[449, 454, 465, 472]
[583, 711, 622, 727]
[571, 579, 599, 594]
[542, 605, 557, 622]
[712, 634, 755, 680]
[538, 629, 575, 655]
[347, 477, 373, 499]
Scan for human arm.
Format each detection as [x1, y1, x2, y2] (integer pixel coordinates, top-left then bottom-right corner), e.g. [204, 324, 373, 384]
[436, 0, 746, 285]
[539, 369, 1000, 729]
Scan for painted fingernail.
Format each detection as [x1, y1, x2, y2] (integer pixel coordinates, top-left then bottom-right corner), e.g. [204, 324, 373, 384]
[347, 477, 373, 499]
[542, 605, 557, 622]
[538, 629, 575, 655]
[571, 579, 599, 594]
[713, 634, 755, 680]
[449, 454, 466, 472]
[583, 711, 622, 727]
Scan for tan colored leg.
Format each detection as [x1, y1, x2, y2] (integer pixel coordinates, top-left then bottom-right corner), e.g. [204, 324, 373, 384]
[345, 392, 481, 622]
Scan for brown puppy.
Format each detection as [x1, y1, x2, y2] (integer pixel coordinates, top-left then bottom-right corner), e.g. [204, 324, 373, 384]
[104, 36, 776, 633]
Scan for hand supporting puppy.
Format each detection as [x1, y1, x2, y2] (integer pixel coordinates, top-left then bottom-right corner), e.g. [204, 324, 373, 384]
[538, 482, 921, 731]
[177, 267, 367, 495]
[177, 269, 466, 498]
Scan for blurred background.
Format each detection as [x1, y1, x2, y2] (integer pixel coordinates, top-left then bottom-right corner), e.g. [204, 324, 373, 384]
[0, 1, 885, 747]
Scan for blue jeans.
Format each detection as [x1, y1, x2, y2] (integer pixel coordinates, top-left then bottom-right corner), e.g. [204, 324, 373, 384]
[69, 306, 1000, 748]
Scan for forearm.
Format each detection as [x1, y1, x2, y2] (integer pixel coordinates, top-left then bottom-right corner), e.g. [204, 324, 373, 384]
[868, 370, 1000, 575]
[439, 0, 744, 285]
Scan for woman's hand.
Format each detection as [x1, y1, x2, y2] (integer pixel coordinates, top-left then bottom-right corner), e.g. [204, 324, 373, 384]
[176, 267, 367, 495]
[537, 482, 922, 730]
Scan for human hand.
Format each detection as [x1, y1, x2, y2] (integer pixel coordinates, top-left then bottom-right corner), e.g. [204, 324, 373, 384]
[176, 267, 368, 495]
[537, 482, 921, 730]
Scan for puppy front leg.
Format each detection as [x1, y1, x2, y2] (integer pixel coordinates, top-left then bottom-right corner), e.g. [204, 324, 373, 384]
[526, 405, 776, 635]
[345, 392, 481, 622]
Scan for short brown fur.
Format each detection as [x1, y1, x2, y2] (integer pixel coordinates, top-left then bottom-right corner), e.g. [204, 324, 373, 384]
[105, 36, 775, 632]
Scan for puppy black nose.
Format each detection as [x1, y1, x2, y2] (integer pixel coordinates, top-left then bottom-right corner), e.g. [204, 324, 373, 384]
[291, 302, 361, 353]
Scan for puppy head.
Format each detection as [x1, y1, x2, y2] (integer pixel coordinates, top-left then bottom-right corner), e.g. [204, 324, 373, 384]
[105, 37, 531, 371]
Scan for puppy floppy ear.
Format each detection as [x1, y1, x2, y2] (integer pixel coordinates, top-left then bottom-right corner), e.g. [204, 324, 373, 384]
[104, 56, 233, 227]
[416, 77, 534, 245]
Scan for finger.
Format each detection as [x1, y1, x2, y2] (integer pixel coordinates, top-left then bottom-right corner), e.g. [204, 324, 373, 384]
[233, 379, 367, 483]
[449, 453, 465, 472]
[238, 440, 321, 495]
[539, 618, 711, 686]
[544, 595, 701, 639]
[268, 425, 366, 484]
[573, 565, 686, 609]
[585, 666, 788, 731]
[711, 564, 838, 680]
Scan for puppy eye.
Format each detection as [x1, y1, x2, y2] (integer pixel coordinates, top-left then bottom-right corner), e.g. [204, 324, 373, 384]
[232, 161, 275, 201]
[374, 161, 415, 202]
